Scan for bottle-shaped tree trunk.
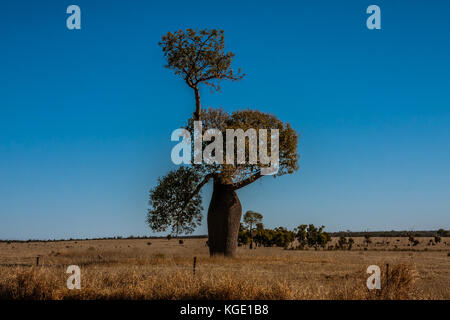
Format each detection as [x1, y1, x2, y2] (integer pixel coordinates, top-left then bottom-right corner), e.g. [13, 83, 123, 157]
[207, 180, 242, 257]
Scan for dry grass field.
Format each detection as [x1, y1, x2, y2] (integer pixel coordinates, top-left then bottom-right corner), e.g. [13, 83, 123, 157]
[0, 237, 449, 300]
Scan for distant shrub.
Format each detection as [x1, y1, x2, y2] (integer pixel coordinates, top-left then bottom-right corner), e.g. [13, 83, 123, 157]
[348, 238, 354, 250]
[407, 234, 420, 247]
[336, 236, 354, 250]
[364, 235, 371, 247]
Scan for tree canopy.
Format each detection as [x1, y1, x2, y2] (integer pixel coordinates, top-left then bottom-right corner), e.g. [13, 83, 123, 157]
[243, 210, 263, 231]
[186, 107, 299, 183]
[159, 29, 244, 119]
[147, 166, 203, 236]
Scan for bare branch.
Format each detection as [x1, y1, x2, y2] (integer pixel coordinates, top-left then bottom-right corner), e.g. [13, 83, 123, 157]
[181, 173, 215, 209]
[233, 171, 263, 190]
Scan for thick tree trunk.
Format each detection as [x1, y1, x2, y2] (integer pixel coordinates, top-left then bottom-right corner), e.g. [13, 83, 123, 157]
[207, 180, 242, 257]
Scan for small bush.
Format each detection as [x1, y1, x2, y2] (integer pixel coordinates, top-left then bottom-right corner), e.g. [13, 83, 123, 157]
[360, 264, 419, 300]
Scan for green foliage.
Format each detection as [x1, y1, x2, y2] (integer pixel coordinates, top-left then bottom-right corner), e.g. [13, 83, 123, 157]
[239, 216, 295, 249]
[238, 223, 330, 250]
[271, 227, 294, 248]
[147, 167, 204, 236]
[238, 223, 251, 246]
[243, 210, 263, 249]
[304, 225, 330, 250]
[159, 28, 244, 91]
[294, 224, 308, 249]
[243, 211, 263, 231]
[186, 107, 300, 180]
[293, 224, 331, 250]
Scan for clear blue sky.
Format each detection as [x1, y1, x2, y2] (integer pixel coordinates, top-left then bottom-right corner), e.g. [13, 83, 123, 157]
[1, 0, 449, 240]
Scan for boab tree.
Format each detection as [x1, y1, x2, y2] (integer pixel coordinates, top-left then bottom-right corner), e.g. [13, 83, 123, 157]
[147, 29, 299, 257]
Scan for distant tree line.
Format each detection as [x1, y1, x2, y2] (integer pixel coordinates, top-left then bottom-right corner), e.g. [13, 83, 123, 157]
[1, 228, 447, 243]
[238, 221, 332, 250]
[235, 210, 449, 251]
[0, 234, 208, 243]
[330, 229, 448, 238]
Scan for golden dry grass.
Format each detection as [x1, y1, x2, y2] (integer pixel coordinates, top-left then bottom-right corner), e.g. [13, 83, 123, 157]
[0, 237, 449, 300]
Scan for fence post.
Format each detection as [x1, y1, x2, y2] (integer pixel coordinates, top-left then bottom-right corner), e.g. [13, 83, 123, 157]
[36, 256, 40, 266]
[193, 256, 197, 275]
